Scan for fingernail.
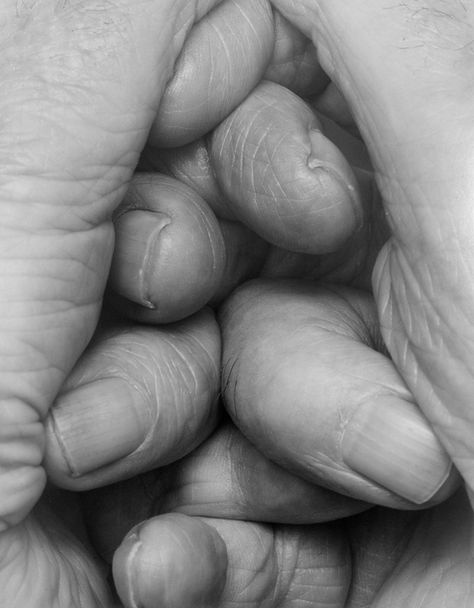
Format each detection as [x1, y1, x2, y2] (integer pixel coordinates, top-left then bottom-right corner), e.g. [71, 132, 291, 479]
[342, 398, 452, 504]
[114, 527, 143, 608]
[111, 210, 171, 308]
[307, 129, 362, 227]
[50, 378, 149, 477]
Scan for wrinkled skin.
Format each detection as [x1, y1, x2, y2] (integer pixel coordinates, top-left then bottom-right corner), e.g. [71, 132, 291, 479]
[107, 2, 474, 606]
[89, 275, 473, 608]
[0, 1, 354, 605]
[3, 1, 474, 607]
[275, 0, 474, 489]
[84, 430, 473, 608]
[0, 1, 276, 606]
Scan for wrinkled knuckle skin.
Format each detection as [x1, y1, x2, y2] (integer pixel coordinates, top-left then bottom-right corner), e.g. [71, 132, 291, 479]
[0, 503, 114, 607]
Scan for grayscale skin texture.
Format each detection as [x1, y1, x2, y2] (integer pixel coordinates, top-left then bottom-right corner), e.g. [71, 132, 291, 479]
[2, 1, 474, 607]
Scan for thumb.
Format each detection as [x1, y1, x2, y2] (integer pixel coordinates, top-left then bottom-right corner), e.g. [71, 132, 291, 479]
[273, 2, 474, 490]
[0, 0, 225, 530]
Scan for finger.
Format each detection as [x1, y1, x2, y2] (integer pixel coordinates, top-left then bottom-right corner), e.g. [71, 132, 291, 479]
[125, 151, 271, 312]
[139, 138, 235, 220]
[163, 422, 368, 521]
[45, 308, 221, 490]
[211, 81, 362, 253]
[143, 123, 379, 291]
[0, 0, 223, 528]
[150, 3, 333, 148]
[108, 219, 269, 324]
[108, 173, 226, 323]
[150, 0, 275, 148]
[112, 513, 350, 608]
[209, 219, 270, 304]
[272, 3, 474, 493]
[264, 10, 329, 97]
[142, 114, 371, 216]
[259, 161, 383, 291]
[107, 174, 269, 321]
[220, 279, 459, 507]
[82, 421, 368, 562]
[312, 81, 357, 134]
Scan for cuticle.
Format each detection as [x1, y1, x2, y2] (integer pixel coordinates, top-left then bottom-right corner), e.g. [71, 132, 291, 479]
[140, 214, 172, 308]
[48, 409, 82, 478]
[125, 529, 144, 608]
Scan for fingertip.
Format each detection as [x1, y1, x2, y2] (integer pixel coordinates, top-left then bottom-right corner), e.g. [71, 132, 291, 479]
[341, 397, 457, 506]
[264, 10, 329, 97]
[140, 139, 235, 220]
[113, 514, 228, 608]
[45, 308, 221, 490]
[306, 127, 363, 250]
[44, 377, 151, 489]
[220, 279, 458, 509]
[151, 0, 274, 147]
[110, 208, 173, 310]
[212, 82, 362, 254]
[110, 175, 226, 323]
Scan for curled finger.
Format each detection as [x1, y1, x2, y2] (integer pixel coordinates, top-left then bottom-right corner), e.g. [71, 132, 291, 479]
[220, 279, 459, 507]
[112, 513, 350, 608]
[82, 421, 368, 563]
[151, 0, 275, 147]
[211, 81, 363, 253]
[109, 173, 226, 323]
[45, 308, 221, 490]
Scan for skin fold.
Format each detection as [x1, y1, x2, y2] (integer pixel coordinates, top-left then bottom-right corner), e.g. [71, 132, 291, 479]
[149, 0, 275, 148]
